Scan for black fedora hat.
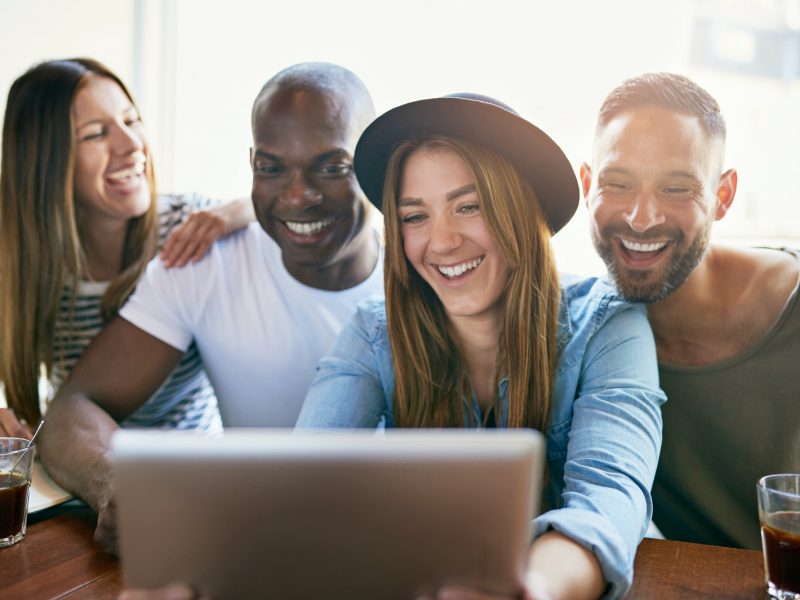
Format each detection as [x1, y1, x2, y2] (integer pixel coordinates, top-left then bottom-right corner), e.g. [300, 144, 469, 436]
[354, 93, 578, 233]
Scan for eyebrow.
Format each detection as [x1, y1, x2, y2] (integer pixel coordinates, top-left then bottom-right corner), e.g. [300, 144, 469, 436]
[75, 106, 138, 132]
[663, 170, 700, 180]
[446, 183, 477, 200]
[600, 167, 699, 180]
[598, 167, 632, 178]
[398, 183, 477, 207]
[252, 150, 281, 162]
[76, 120, 104, 132]
[397, 197, 423, 207]
[251, 148, 351, 163]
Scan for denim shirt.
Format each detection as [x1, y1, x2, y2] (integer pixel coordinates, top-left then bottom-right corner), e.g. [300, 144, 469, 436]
[297, 274, 665, 599]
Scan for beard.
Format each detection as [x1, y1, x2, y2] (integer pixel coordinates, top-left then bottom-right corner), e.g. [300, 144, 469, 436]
[592, 222, 711, 303]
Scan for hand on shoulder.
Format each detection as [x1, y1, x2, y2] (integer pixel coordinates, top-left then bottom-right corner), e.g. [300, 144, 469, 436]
[160, 197, 253, 268]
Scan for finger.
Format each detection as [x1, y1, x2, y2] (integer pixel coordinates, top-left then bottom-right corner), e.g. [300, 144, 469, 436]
[161, 223, 192, 266]
[118, 582, 197, 600]
[162, 213, 210, 264]
[436, 587, 518, 600]
[94, 504, 119, 556]
[161, 238, 179, 266]
[523, 572, 553, 600]
[188, 240, 213, 264]
[171, 235, 206, 268]
[168, 217, 216, 267]
[179, 219, 225, 265]
[0, 409, 33, 438]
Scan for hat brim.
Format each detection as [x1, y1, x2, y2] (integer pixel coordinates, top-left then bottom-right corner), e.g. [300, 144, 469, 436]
[354, 96, 578, 234]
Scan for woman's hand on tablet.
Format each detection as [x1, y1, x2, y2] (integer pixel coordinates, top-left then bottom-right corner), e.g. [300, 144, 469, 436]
[420, 576, 553, 600]
[424, 531, 605, 600]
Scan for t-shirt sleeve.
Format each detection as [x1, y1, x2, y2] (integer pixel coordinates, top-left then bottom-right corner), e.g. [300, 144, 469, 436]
[118, 255, 199, 352]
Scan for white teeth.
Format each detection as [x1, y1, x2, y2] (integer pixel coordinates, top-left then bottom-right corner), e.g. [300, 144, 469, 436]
[285, 218, 335, 236]
[620, 239, 668, 252]
[107, 162, 145, 181]
[438, 257, 482, 278]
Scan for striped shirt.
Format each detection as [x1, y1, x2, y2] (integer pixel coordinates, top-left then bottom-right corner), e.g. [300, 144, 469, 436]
[49, 193, 223, 432]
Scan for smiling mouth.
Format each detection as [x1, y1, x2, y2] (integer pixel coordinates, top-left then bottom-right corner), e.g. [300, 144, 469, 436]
[437, 257, 483, 279]
[283, 218, 336, 236]
[617, 237, 672, 265]
[619, 238, 668, 252]
[106, 162, 145, 182]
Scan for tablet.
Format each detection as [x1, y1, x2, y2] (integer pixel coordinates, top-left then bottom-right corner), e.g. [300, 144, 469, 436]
[113, 429, 544, 600]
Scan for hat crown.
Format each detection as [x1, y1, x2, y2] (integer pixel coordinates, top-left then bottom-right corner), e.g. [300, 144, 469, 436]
[354, 92, 579, 233]
[443, 93, 519, 116]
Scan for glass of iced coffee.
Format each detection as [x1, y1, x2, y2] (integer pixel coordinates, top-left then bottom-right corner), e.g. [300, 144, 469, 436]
[0, 438, 35, 548]
[758, 474, 800, 599]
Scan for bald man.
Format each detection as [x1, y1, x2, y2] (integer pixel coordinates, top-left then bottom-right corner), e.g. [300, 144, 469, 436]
[39, 62, 384, 553]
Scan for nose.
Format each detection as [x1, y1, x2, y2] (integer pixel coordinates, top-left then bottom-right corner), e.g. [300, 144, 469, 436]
[111, 121, 144, 155]
[279, 169, 323, 210]
[623, 191, 665, 232]
[428, 213, 462, 255]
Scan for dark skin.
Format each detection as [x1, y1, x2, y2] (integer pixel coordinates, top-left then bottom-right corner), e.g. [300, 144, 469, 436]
[251, 88, 377, 290]
[38, 82, 379, 555]
[41, 321, 180, 552]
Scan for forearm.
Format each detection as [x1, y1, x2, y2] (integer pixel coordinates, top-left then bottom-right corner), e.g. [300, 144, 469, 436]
[527, 531, 605, 600]
[210, 196, 254, 235]
[38, 392, 119, 513]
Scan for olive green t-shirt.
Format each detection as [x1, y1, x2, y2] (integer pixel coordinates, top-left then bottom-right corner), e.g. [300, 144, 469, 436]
[653, 248, 800, 549]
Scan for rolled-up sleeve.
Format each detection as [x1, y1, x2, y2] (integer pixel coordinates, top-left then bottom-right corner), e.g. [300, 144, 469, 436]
[533, 305, 665, 599]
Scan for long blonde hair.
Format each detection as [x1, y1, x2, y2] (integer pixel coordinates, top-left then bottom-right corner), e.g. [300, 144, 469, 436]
[383, 136, 560, 430]
[0, 58, 158, 425]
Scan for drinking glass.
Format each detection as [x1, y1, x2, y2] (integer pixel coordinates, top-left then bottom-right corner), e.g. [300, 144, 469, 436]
[0, 437, 35, 548]
[758, 474, 800, 599]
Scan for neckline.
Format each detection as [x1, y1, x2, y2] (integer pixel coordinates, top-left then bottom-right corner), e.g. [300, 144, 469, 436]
[659, 248, 800, 374]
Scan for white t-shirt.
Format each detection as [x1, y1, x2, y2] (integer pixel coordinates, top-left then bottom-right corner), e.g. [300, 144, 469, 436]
[120, 221, 384, 427]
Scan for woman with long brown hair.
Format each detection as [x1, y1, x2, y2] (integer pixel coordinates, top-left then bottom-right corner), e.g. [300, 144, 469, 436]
[0, 58, 252, 437]
[298, 94, 665, 599]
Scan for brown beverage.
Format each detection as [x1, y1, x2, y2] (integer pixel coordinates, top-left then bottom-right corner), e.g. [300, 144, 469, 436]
[0, 473, 30, 539]
[761, 511, 800, 593]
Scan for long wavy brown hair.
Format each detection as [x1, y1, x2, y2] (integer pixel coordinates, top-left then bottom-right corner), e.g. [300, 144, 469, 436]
[0, 58, 158, 425]
[382, 136, 560, 430]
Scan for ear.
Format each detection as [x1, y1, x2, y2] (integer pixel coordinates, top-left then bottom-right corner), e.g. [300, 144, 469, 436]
[714, 168, 737, 221]
[579, 163, 593, 206]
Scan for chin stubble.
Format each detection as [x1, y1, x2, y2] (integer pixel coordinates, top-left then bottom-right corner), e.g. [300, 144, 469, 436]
[592, 222, 711, 304]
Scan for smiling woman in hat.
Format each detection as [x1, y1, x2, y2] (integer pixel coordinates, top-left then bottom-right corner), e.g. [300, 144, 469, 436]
[297, 94, 665, 599]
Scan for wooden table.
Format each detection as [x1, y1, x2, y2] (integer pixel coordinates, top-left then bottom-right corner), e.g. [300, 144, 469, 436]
[1, 502, 121, 600]
[0, 503, 766, 599]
